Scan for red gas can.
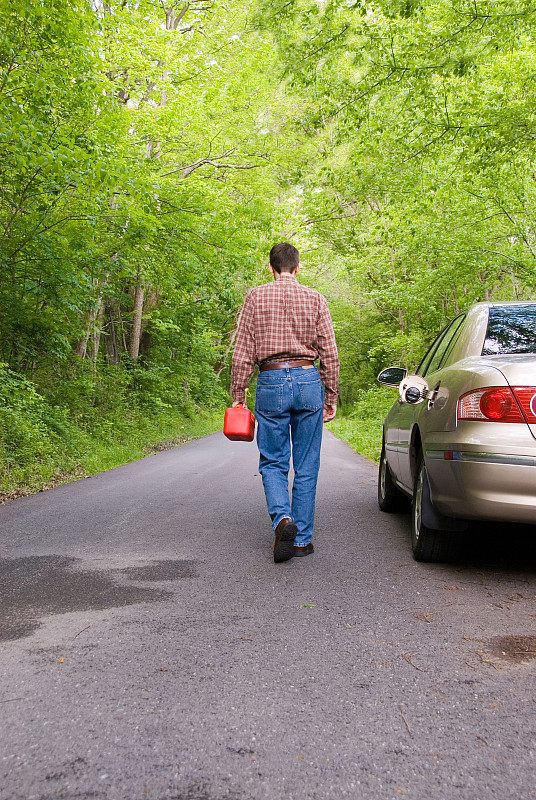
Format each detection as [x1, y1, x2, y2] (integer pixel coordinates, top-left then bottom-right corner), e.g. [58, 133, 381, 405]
[224, 405, 256, 442]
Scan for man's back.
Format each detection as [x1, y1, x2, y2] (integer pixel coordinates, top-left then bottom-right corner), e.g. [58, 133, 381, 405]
[231, 272, 339, 411]
[229, 242, 339, 563]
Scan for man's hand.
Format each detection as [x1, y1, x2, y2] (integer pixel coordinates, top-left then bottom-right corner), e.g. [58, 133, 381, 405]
[323, 405, 337, 423]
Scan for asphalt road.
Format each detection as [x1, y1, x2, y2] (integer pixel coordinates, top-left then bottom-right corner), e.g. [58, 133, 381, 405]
[1, 431, 536, 800]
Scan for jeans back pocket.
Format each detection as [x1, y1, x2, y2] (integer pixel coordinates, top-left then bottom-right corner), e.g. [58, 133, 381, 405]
[256, 382, 284, 414]
[296, 378, 323, 411]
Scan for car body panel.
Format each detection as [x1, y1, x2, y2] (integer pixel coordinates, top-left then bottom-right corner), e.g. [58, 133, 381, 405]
[426, 456, 536, 523]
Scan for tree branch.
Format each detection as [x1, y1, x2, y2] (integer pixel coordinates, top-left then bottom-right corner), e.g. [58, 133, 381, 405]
[161, 155, 263, 179]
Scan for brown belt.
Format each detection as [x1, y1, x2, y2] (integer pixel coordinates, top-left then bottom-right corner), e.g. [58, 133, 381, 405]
[259, 359, 315, 372]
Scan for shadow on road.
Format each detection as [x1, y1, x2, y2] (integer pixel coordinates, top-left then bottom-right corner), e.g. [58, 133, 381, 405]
[393, 513, 536, 574]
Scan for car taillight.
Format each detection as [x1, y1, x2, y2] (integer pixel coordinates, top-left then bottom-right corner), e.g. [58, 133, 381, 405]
[458, 387, 524, 422]
[480, 389, 514, 419]
[511, 387, 536, 423]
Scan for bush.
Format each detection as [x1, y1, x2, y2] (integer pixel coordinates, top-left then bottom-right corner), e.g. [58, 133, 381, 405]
[0, 360, 223, 498]
[0, 364, 63, 487]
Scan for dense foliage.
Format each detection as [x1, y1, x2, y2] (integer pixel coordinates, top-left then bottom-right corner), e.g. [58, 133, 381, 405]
[0, 0, 293, 491]
[2, 0, 536, 490]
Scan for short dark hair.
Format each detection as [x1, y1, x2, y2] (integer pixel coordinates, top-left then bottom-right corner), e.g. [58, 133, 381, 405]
[269, 242, 299, 273]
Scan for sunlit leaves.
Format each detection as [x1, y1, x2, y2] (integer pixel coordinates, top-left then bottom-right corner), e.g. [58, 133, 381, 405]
[254, 0, 536, 384]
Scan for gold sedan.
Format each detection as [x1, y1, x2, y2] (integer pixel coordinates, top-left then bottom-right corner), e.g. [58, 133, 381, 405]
[377, 302, 536, 562]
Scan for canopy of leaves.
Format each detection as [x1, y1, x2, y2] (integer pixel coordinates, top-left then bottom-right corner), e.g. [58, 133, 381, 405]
[255, 0, 536, 377]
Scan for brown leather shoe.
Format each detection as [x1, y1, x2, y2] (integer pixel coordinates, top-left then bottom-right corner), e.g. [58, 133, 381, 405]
[273, 517, 297, 563]
[294, 543, 314, 557]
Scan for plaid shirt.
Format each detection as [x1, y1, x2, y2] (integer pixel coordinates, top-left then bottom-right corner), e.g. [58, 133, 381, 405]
[231, 273, 339, 407]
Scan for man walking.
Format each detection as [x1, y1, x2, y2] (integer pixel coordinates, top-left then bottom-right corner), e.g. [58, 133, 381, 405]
[231, 242, 339, 563]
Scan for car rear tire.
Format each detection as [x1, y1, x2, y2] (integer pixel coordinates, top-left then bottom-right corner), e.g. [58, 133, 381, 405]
[378, 444, 409, 512]
[411, 456, 461, 562]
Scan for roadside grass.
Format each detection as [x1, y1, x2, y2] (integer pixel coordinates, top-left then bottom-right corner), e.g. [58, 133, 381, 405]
[78, 410, 223, 473]
[0, 408, 223, 504]
[327, 387, 398, 463]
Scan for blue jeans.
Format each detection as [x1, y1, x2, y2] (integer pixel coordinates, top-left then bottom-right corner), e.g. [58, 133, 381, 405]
[255, 366, 324, 547]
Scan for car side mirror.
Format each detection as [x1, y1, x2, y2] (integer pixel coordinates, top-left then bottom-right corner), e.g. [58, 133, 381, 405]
[399, 375, 429, 404]
[377, 367, 407, 387]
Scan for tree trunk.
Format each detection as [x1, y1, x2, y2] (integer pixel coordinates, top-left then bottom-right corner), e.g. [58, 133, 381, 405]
[76, 278, 108, 358]
[104, 300, 121, 366]
[129, 281, 145, 361]
[92, 302, 105, 363]
[76, 302, 100, 358]
[76, 328, 91, 359]
[216, 320, 240, 378]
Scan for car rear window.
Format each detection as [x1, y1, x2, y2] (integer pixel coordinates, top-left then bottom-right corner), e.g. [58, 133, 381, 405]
[482, 305, 536, 355]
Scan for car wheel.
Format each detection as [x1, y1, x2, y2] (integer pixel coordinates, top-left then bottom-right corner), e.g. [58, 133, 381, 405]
[411, 456, 461, 562]
[378, 443, 409, 512]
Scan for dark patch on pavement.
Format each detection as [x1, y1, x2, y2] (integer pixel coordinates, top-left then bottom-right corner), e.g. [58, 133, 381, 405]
[0, 556, 175, 643]
[486, 635, 536, 664]
[117, 559, 198, 581]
